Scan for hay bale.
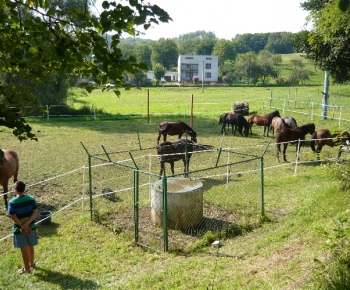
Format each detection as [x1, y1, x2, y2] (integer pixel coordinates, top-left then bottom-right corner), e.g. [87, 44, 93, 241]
[233, 102, 249, 115]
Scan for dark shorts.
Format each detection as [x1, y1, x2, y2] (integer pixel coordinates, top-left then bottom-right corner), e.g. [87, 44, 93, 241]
[13, 229, 38, 248]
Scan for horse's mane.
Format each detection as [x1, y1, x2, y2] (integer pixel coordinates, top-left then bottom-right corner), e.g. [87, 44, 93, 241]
[178, 121, 196, 134]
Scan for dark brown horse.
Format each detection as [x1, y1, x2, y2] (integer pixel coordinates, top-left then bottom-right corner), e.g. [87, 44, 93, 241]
[156, 139, 213, 177]
[0, 149, 19, 210]
[219, 112, 249, 136]
[276, 123, 316, 162]
[157, 121, 197, 144]
[310, 129, 350, 159]
[248, 110, 280, 136]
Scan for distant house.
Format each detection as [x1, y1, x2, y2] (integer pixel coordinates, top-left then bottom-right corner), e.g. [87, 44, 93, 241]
[178, 55, 218, 82]
[146, 71, 179, 82]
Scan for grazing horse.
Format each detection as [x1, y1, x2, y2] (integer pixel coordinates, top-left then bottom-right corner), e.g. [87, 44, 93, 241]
[156, 139, 213, 177]
[219, 112, 249, 136]
[219, 113, 231, 134]
[276, 123, 316, 162]
[310, 129, 350, 159]
[157, 121, 197, 144]
[248, 110, 280, 136]
[0, 149, 19, 210]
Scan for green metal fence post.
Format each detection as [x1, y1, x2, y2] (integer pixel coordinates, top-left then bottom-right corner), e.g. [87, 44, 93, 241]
[162, 176, 168, 252]
[134, 170, 139, 244]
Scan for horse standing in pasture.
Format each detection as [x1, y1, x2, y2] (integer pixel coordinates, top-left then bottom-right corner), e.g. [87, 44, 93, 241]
[269, 116, 298, 136]
[157, 121, 197, 144]
[276, 123, 316, 162]
[283, 116, 297, 128]
[156, 139, 213, 177]
[248, 110, 280, 136]
[310, 129, 350, 159]
[269, 117, 288, 136]
[219, 113, 230, 134]
[219, 112, 249, 136]
[0, 149, 19, 210]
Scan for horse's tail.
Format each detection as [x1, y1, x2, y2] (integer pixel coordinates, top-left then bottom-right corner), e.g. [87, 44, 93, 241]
[310, 132, 317, 152]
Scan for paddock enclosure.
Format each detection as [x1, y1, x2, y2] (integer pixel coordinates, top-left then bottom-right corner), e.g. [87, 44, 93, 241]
[1, 87, 350, 254]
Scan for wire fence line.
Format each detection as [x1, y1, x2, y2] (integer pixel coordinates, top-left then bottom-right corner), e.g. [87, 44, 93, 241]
[262, 93, 350, 126]
[1, 137, 349, 252]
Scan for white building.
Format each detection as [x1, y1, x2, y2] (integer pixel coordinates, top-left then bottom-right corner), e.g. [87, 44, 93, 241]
[178, 55, 218, 82]
[146, 71, 179, 82]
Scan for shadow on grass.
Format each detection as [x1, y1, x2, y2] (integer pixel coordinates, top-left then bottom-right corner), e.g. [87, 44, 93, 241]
[34, 266, 98, 289]
[36, 222, 59, 238]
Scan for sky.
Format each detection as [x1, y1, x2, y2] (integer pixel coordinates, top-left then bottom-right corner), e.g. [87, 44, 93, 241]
[95, 0, 310, 40]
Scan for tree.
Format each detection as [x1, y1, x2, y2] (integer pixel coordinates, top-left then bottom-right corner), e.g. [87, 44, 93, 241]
[234, 52, 260, 85]
[257, 50, 280, 84]
[296, 0, 350, 83]
[219, 60, 236, 84]
[195, 38, 217, 55]
[134, 44, 152, 70]
[0, 0, 171, 140]
[151, 38, 178, 70]
[212, 39, 236, 66]
[178, 39, 199, 55]
[152, 64, 166, 84]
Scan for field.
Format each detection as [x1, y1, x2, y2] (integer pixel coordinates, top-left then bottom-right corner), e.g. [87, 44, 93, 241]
[1, 83, 350, 289]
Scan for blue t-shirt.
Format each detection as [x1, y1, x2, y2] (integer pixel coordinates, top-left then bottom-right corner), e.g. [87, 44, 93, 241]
[8, 195, 38, 234]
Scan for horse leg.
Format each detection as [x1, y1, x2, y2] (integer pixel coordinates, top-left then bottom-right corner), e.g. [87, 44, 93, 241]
[170, 161, 175, 175]
[238, 125, 243, 136]
[338, 146, 343, 158]
[283, 144, 288, 162]
[316, 144, 323, 160]
[157, 134, 161, 145]
[276, 144, 281, 162]
[3, 184, 8, 211]
[221, 124, 226, 135]
[159, 161, 165, 178]
[265, 125, 269, 137]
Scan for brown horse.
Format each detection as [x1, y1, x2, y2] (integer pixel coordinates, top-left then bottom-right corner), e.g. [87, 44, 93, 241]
[156, 139, 213, 177]
[219, 112, 249, 136]
[276, 123, 316, 162]
[248, 110, 280, 136]
[0, 149, 19, 210]
[310, 129, 350, 159]
[157, 121, 197, 144]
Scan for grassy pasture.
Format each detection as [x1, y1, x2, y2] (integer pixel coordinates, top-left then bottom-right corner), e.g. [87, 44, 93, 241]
[0, 85, 350, 289]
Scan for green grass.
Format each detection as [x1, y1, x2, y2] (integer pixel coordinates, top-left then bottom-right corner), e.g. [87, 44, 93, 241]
[1, 80, 350, 288]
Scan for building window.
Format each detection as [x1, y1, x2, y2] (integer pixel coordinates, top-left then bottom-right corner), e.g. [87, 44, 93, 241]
[185, 57, 194, 59]
[205, 63, 211, 69]
[205, 72, 211, 78]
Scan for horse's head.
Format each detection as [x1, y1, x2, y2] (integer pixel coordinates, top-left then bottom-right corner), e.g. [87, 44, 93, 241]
[243, 127, 249, 137]
[191, 136, 197, 143]
[274, 110, 281, 118]
[308, 123, 316, 135]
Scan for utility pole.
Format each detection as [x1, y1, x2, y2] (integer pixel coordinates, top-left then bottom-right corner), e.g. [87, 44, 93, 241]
[322, 71, 329, 120]
[202, 60, 204, 93]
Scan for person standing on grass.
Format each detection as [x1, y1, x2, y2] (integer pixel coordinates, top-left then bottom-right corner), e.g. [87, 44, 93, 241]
[8, 180, 38, 274]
